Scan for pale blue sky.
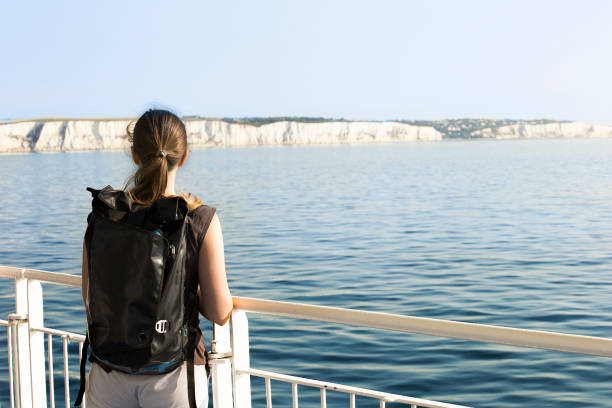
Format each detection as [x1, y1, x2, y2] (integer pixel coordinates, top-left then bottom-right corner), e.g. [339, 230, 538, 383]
[1, 1, 611, 121]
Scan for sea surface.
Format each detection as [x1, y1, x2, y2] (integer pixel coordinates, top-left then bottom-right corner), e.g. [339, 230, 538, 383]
[0, 139, 611, 407]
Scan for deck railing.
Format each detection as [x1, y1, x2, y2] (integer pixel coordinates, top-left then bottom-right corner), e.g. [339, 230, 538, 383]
[1, 265, 611, 408]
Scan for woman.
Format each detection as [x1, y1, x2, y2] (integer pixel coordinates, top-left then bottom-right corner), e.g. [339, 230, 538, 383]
[81, 109, 233, 407]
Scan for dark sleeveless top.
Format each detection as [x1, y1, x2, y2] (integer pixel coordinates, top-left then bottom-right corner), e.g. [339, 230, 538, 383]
[185, 204, 217, 366]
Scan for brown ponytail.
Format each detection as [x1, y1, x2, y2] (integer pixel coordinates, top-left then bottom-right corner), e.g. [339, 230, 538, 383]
[126, 109, 188, 205]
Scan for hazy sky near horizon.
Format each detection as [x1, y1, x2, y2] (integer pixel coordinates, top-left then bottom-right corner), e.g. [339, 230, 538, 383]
[2, 1, 611, 121]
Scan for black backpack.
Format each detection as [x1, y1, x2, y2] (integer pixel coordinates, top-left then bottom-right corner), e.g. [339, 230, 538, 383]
[75, 186, 200, 408]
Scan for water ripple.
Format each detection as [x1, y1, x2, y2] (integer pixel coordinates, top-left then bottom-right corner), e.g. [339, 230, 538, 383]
[0, 140, 611, 407]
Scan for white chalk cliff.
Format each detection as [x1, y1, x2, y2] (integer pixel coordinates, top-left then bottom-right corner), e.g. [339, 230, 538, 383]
[0, 119, 133, 153]
[0, 119, 442, 153]
[471, 122, 612, 139]
[1, 118, 611, 153]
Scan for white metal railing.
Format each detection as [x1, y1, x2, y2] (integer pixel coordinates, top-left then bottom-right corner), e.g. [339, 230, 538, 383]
[2, 319, 86, 408]
[222, 297, 612, 408]
[0, 267, 86, 408]
[1, 265, 611, 408]
[241, 368, 467, 408]
[231, 297, 612, 357]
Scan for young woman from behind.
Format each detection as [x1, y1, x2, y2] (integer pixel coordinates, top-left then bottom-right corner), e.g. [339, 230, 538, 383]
[81, 109, 233, 407]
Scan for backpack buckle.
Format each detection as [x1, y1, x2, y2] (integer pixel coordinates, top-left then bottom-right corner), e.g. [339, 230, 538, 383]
[155, 320, 169, 334]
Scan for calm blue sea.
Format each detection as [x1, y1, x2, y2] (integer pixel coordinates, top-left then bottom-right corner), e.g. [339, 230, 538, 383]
[1, 139, 611, 407]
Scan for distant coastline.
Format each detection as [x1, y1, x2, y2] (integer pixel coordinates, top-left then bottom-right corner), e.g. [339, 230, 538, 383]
[1, 117, 611, 153]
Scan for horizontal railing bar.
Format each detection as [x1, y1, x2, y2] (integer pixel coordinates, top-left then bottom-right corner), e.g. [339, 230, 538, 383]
[233, 297, 612, 357]
[0, 319, 8, 326]
[30, 326, 85, 342]
[241, 368, 470, 408]
[0, 266, 23, 278]
[0, 266, 81, 288]
[1, 266, 610, 357]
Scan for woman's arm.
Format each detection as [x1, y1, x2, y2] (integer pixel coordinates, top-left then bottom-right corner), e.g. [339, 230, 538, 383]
[81, 241, 88, 306]
[198, 213, 233, 325]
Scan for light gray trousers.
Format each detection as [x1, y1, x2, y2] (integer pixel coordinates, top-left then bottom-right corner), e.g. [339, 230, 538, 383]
[85, 362, 209, 408]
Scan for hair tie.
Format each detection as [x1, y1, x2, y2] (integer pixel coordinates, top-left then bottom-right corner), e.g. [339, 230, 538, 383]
[158, 150, 167, 158]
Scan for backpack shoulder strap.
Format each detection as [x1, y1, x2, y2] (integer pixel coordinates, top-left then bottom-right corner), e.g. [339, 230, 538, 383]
[186, 344, 197, 408]
[73, 335, 89, 406]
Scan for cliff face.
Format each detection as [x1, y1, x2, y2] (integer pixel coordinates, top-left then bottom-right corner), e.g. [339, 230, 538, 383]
[1, 118, 611, 153]
[0, 119, 442, 153]
[0, 120, 133, 153]
[185, 120, 441, 146]
[471, 122, 612, 139]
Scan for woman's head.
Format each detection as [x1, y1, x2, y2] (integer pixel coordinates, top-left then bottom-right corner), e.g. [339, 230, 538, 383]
[127, 109, 188, 204]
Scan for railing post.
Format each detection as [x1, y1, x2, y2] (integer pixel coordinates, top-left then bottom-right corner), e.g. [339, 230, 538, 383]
[231, 310, 252, 408]
[210, 322, 234, 408]
[14, 274, 33, 408]
[28, 279, 47, 407]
